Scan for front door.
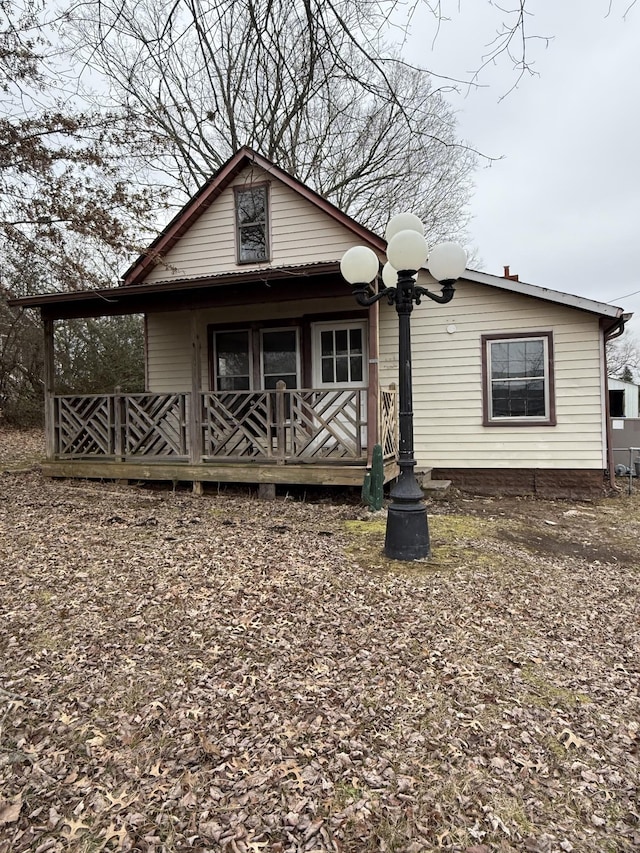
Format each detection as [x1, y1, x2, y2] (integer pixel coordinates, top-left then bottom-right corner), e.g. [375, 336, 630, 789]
[311, 320, 368, 456]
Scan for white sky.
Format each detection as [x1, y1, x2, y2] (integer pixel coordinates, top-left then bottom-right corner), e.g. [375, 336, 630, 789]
[402, 2, 640, 330]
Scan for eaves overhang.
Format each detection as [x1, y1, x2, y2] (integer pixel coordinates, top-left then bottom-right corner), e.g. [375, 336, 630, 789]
[461, 268, 626, 321]
[7, 262, 343, 320]
[8, 261, 630, 329]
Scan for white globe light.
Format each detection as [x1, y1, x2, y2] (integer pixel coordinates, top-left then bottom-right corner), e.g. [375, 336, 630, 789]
[340, 245, 379, 284]
[382, 262, 416, 288]
[428, 242, 467, 282]
[386, 229, 428, 272]
[381, 261, 398, 289]
[385, 213, 425, 242]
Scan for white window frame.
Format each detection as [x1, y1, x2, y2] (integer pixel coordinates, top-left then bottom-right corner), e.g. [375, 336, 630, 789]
[311, 320, 368, 389]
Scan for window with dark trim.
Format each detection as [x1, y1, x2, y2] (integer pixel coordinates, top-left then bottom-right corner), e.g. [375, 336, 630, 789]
[482, 332, 556, 426]
[234, 184, 269, 263]
[214, 330, 252, 391]
[211, 325, 300, 391]
[261, 328, 299, 389]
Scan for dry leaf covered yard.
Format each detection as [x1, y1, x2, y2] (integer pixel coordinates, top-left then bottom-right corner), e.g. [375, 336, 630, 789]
[1, 429, 639, 852]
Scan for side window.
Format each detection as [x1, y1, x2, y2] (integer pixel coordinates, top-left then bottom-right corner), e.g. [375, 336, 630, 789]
[482, 332, 556, 425]
[235, 184, 269, 263]
[609, 389, 625, 418]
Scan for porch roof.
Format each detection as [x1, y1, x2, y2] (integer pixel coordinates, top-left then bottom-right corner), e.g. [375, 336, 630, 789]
[8, 262, 343, 320]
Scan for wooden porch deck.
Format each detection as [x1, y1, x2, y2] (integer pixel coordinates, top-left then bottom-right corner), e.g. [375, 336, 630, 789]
[40, 458, 400, 487]
[44, 387, 399, 487]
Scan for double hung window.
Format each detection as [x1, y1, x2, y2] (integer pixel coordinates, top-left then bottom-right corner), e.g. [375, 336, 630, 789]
[261, 329, 299, 389]
[235, 184, 269, 263]
[212, 327, 300, 391]
[483, 332, 555, 425]
[214, 330, 251, 391]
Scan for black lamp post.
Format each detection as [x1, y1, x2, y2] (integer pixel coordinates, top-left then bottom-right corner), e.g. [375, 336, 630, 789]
[340, 214, 467, 560]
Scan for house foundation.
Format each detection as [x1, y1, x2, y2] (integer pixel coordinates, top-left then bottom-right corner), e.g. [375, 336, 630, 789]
[431, 468, 606, 500]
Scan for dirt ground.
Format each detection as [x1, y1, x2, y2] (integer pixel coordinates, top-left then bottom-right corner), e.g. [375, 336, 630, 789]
[0, 427, 639, 852]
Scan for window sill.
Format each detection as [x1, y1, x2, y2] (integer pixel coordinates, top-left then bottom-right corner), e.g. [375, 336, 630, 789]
[483, 418, 557, 428]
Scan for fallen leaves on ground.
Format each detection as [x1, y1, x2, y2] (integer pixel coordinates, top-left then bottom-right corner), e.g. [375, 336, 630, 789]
[0, 429, 639, 852]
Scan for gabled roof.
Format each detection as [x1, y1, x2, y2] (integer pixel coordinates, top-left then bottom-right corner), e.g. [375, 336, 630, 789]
[8, 147, 629, 331]
[121, 146, 386, 286]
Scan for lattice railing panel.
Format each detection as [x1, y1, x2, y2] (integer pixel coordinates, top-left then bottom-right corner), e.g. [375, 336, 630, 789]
[287, 389, 364, 460]
[380, 386, 399, 459]
[202, 388, 367, 461]
[123, 394, 188, 457]
[202, 392, 273, 458]
[53, 388, 374, 464]
[56, 395, 115, 457]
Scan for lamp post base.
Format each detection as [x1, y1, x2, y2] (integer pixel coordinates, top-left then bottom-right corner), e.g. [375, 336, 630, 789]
[384, 464, 431, 560]
[384, 500, 430, 560]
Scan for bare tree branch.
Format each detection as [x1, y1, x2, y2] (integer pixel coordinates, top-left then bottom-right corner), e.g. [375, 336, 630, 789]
[60, 0, 478, 243]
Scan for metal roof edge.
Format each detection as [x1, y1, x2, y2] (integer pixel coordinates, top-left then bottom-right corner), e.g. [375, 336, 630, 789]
[461, 268, 626, 318]
[7, 262, 343, 310]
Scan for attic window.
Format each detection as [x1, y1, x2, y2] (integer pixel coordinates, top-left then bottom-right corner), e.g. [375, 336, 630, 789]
[235, 184, 269, 263]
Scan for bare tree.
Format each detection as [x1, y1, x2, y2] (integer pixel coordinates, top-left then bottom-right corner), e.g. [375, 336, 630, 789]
[58, 0, 637, 240]
[60, 0, 476, 240]
[0, 0, 161, 296]
[0, 293, 43, 424]
[0, 1, 160, 422]
[607, 332, 640, 381]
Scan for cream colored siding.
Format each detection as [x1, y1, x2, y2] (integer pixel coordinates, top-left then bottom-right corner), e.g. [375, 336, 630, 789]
[379, 277, 606, 470]
[144, 165, 361, 283]
[146, 297, 354, 392]
[146, 313, 192, 392]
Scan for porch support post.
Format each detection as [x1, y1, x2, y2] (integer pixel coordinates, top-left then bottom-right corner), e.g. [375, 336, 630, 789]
[367, 300, 380, 467]
[114, 386, 124, 463]
[189, 311, 203, 490]
[42, 314, 56, 460]
[275, 380, 286, 463]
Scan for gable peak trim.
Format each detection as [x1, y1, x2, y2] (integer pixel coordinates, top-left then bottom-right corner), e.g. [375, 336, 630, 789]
[121, 148, 385, 286]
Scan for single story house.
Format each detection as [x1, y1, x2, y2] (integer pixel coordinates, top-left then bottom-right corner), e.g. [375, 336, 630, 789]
[9, 148, 629, 498]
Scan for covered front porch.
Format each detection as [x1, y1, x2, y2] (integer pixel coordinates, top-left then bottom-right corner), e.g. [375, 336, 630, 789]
[12, 263, 400, 489]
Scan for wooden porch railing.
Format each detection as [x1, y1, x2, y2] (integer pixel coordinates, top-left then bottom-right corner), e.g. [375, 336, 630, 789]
[201, 386, 366, 461]
[55, 393, 189, 460]
[380, 384, 399, 460]
[51, 386, 397, 464]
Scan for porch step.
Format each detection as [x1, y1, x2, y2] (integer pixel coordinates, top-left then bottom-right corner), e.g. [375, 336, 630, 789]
[423, 479, 452, 494]
[417, 468, 452, 496]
